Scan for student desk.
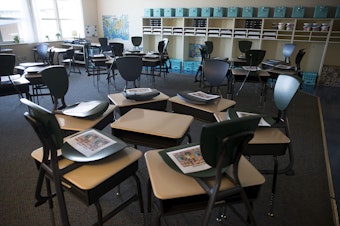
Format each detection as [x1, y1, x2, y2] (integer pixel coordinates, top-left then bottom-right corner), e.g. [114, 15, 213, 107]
[230, 68, 270, 102]
[214, 111, 290, 216]
[111, 108, 194, 149]
[56, 104, 116, 134]
[145, 150, 265, 224]
[168, 96, 236, 122]
[107, 92, 169, 116]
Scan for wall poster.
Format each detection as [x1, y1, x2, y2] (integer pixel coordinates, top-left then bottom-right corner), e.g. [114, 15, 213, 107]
[102, 15, 129, 40]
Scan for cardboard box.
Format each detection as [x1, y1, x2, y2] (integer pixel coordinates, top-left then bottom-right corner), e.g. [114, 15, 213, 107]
[153, 8, 164, 17]
[274, 6, 286, 18]
[201, 7, 213, 17]
[176, 8, 188, 17]
[228, 7, 239, 17]
[213, 7, 226, 17]
[164, 8, 175, 17]
[313, 6, 328, 18]
[292, 6, 305, 18]
[189, 8, 201, 17]
[144, 8, 153, 17]
[242, 7, 254, 18]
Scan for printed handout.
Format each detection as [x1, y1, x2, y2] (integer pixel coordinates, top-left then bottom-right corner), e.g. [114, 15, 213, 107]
[66, 129, 116, 157]
[166, 145, 211, 174]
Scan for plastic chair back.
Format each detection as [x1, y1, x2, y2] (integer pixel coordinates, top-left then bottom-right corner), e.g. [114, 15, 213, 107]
[115, 56, 142, 82]
[283, 44, 296, 58]
[98, 37, 111, 52]
[109, 42, 124, 56]
[41, 66, 69, 99]
[64, 48, 75, 60]
[204, 41, 214, 57]
[274, 74, 301, 111]
[200, 116, 260, 174]
[283, 44, 296, 64]
[0, 54, 15, 76]
[295, 49, 306, 77]
[36, 43, 49, 62]
[131, 36, 142, 47]
[21, 98, 64, 149]
[238, 41, 252, 54]
[245, 49, 266, 67]
[203, 59, 229, 87]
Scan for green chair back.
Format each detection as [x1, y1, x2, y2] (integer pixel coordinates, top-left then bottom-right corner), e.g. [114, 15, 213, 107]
[21, 98, 64, 149]
[200, 116, 260, 169]
[40, 65, 69, 100]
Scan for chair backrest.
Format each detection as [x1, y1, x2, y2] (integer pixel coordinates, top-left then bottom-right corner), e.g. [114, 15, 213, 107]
[0, 54, 15, 76]
[199, 116, 260, 176]
[283, 44, 296, 58]
[36, 43, 49, 62]
[21, 98, 64, 150]
[295, 48, 306, 77]
[131, 36, 142, 47]
[245, 49, 266, 67]
[239, 41, 252, 54]
[283, 44, 296, 64]
[274, 74, 302, 114]
[204, 41, 213, 57]
[109, 42, 124, 56]
[40, 66, 69, 110]
[115, 56, 143, 82]
[158, 38, 169, 54]
[98, 37, 110, 52]
[64, 48, 75, 60]
[203, 59, 229, 87]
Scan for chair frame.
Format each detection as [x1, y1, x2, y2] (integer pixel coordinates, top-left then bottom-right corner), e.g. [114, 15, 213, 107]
[21, 98, 144, 226]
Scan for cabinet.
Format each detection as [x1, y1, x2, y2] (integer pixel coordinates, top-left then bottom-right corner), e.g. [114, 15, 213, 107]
[142, 17, 340, 76]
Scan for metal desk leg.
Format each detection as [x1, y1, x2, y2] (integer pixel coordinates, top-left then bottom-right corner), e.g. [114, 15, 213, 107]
[268, 156, 278, 217]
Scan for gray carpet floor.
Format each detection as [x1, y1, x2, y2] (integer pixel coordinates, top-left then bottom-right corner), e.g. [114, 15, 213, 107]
[0, 67, 335, 225]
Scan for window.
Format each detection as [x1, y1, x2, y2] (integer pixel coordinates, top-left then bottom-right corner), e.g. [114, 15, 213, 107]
[0, 0, 84, 44]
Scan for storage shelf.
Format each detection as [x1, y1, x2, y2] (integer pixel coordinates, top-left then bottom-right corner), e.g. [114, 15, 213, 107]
[142, 17, 340, 75]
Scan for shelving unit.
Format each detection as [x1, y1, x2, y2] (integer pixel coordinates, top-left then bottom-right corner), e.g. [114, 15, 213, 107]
[142, 17, 340, 76]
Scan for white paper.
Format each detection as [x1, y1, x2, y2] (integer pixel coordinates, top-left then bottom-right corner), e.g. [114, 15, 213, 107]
[167, 145, 212, 174]
[236, 111, 271, 127]
[66, 130, 116, 157]
[187, 91, 220, 101]
[62, 101, 99, 114]
[125, 88, 153, 95]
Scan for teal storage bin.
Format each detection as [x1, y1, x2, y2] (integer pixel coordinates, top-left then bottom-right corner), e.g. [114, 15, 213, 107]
[228, 7, 239, 17]
[313, 6, 328, 18]
[201, 7, 213, 17]
[144, 8, 153, 17]
[153, 8, 164, 17]
[164, 8, 175, 17]
[176, 8, 188, 17]
[292, 6, 305, 18]
[242, 7, 254, 17]
[189, 8, 201, 17]
[335, 6, 340, 18]
[213, 7, 226, 17]
[274, 6, 286, 18]
[257, 7, 270, 18]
